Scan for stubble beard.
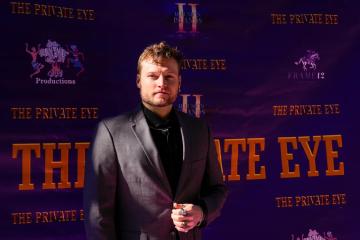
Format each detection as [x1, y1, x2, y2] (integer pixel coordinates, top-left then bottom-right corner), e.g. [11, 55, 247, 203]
[141, 91, 178, 108]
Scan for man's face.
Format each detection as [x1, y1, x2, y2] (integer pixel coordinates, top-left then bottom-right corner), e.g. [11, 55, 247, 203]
[137, 57, 181, 108]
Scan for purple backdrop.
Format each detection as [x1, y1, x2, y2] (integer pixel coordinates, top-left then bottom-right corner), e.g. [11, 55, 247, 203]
[1, 0, 359, 239]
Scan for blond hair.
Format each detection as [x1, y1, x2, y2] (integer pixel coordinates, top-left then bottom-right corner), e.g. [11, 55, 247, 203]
[137, 41, 183, 75]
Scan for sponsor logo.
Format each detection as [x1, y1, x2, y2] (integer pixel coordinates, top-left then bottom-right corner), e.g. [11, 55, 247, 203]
[174, 2, 201, 33]
[294, 50, 320, 71]
[291, 229, 337, 240]
[25, 40, 85, 85]
[288, 50, 326, 81]
[177, 94, 205, 118]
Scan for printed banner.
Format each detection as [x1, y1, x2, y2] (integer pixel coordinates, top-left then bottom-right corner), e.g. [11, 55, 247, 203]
[1, 0, 359, 239]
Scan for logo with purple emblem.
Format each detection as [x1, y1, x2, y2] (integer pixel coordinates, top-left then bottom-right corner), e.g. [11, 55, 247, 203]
[288, 50, 326, 81]
[291, 229, 337, 240]
[25, 39, 85, 85]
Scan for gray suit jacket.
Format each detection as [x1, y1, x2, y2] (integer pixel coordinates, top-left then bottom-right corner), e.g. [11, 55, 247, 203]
[84, 107, 227, 240]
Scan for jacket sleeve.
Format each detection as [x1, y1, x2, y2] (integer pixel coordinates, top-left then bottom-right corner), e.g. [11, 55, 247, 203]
[84, 121, 118, 240]
[199, 124, 228, 226]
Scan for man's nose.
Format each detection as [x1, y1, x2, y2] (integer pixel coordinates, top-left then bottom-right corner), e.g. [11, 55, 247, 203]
[157, 75, 168, 87]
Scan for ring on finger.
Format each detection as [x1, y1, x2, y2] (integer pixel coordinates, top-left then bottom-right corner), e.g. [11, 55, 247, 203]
[181, 221, 187, 227]
[179, 208, 187, 216]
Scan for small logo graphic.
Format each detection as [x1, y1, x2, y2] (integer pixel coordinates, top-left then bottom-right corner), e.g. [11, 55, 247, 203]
[67, 44, 85, 77]
[25, 40, 85, 85]
[294, 50, 320, 71]
[177, 94, 205, 118]
[288, 50, 326, 81]
[25, 43, 45, 79]
[174, 2, 202, 33]
[39, 40, 68, 78]
[291, 229, 337, 240]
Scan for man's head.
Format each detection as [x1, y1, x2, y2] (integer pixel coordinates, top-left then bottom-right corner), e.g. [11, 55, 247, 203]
[136, 42, 183, 112]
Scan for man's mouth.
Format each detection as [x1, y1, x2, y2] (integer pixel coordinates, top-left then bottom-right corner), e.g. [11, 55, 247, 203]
[155, 92, 169, 95]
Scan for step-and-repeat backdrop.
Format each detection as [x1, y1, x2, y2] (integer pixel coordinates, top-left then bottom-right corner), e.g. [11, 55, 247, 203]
[1, 0, 359, 239]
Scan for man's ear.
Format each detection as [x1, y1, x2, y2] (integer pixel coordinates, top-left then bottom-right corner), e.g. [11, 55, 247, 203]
[136, 74, 141, 88]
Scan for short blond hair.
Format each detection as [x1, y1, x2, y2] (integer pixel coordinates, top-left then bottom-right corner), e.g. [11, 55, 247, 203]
[137, 41, 183, 75]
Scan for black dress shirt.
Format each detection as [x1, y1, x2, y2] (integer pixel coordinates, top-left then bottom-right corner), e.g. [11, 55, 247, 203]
[142, 105, 183, 197]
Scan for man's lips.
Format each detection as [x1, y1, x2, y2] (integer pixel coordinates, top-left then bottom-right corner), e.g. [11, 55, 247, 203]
[154, 92, 169, 95]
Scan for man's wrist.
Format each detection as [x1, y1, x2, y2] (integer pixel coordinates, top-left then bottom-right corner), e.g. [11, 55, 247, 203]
[195, 199, 208, 228]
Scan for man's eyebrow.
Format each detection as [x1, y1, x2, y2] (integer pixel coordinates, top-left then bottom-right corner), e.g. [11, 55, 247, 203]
[164, 73, 177, 76]
[163, 70, 178, 75]
[146, 71, 160, 75]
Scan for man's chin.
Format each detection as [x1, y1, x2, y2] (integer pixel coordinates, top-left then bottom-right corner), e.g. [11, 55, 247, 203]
[146, 100, 174, 108]
[154, 103, 172, 108]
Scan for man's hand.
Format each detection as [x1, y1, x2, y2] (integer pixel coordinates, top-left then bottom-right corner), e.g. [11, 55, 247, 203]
[171, 203, 204, 232]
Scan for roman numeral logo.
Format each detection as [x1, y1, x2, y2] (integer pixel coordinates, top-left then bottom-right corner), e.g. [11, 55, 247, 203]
[180, 94, 203, 118]
[175, 3, 199, 33]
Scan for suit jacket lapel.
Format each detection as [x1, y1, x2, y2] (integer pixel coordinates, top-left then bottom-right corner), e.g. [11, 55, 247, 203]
[130, 107, 172, 197]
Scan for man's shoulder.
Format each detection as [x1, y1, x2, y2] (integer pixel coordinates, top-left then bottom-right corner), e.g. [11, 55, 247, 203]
[103, 112, 131, 124]
[99, 112, 133, 132]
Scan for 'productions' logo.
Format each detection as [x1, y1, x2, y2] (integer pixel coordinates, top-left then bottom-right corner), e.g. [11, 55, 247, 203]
[288, 50, 326, 81]
[291, 229, 337, 240]
[177, 94, 205, 118]
[25, 39, 85, 85]
[174, 2, 202, 33]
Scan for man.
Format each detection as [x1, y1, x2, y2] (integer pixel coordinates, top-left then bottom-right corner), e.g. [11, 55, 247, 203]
[84, 42, 227, 240]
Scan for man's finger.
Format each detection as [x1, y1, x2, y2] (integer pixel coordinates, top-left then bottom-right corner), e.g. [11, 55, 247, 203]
[171, 213, 194, 222]
[172, 207, 194, 216]
[175, 226, 189, 233]
[173, 220, 195, 229]
[173, 202, 188, 209]
[172, 208, 190, 215]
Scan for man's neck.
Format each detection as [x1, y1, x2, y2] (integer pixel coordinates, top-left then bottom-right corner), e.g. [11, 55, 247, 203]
[142, 102, 173, 119]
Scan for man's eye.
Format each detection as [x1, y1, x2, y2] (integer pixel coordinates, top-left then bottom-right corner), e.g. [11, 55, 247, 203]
[149, 75, 158, 79]
[165, 76, 175, 81]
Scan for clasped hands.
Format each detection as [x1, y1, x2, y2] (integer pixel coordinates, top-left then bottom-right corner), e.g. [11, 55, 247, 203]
[171, 202, 204, 232]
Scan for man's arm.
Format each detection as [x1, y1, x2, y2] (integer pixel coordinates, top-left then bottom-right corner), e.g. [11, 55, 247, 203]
[171, 123, 228, 232]
[84, 121, 118, 240]
[199, 124, 228, 226]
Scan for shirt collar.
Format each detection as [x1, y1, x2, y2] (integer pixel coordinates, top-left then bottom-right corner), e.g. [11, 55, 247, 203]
[142, 104, 178, 129]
